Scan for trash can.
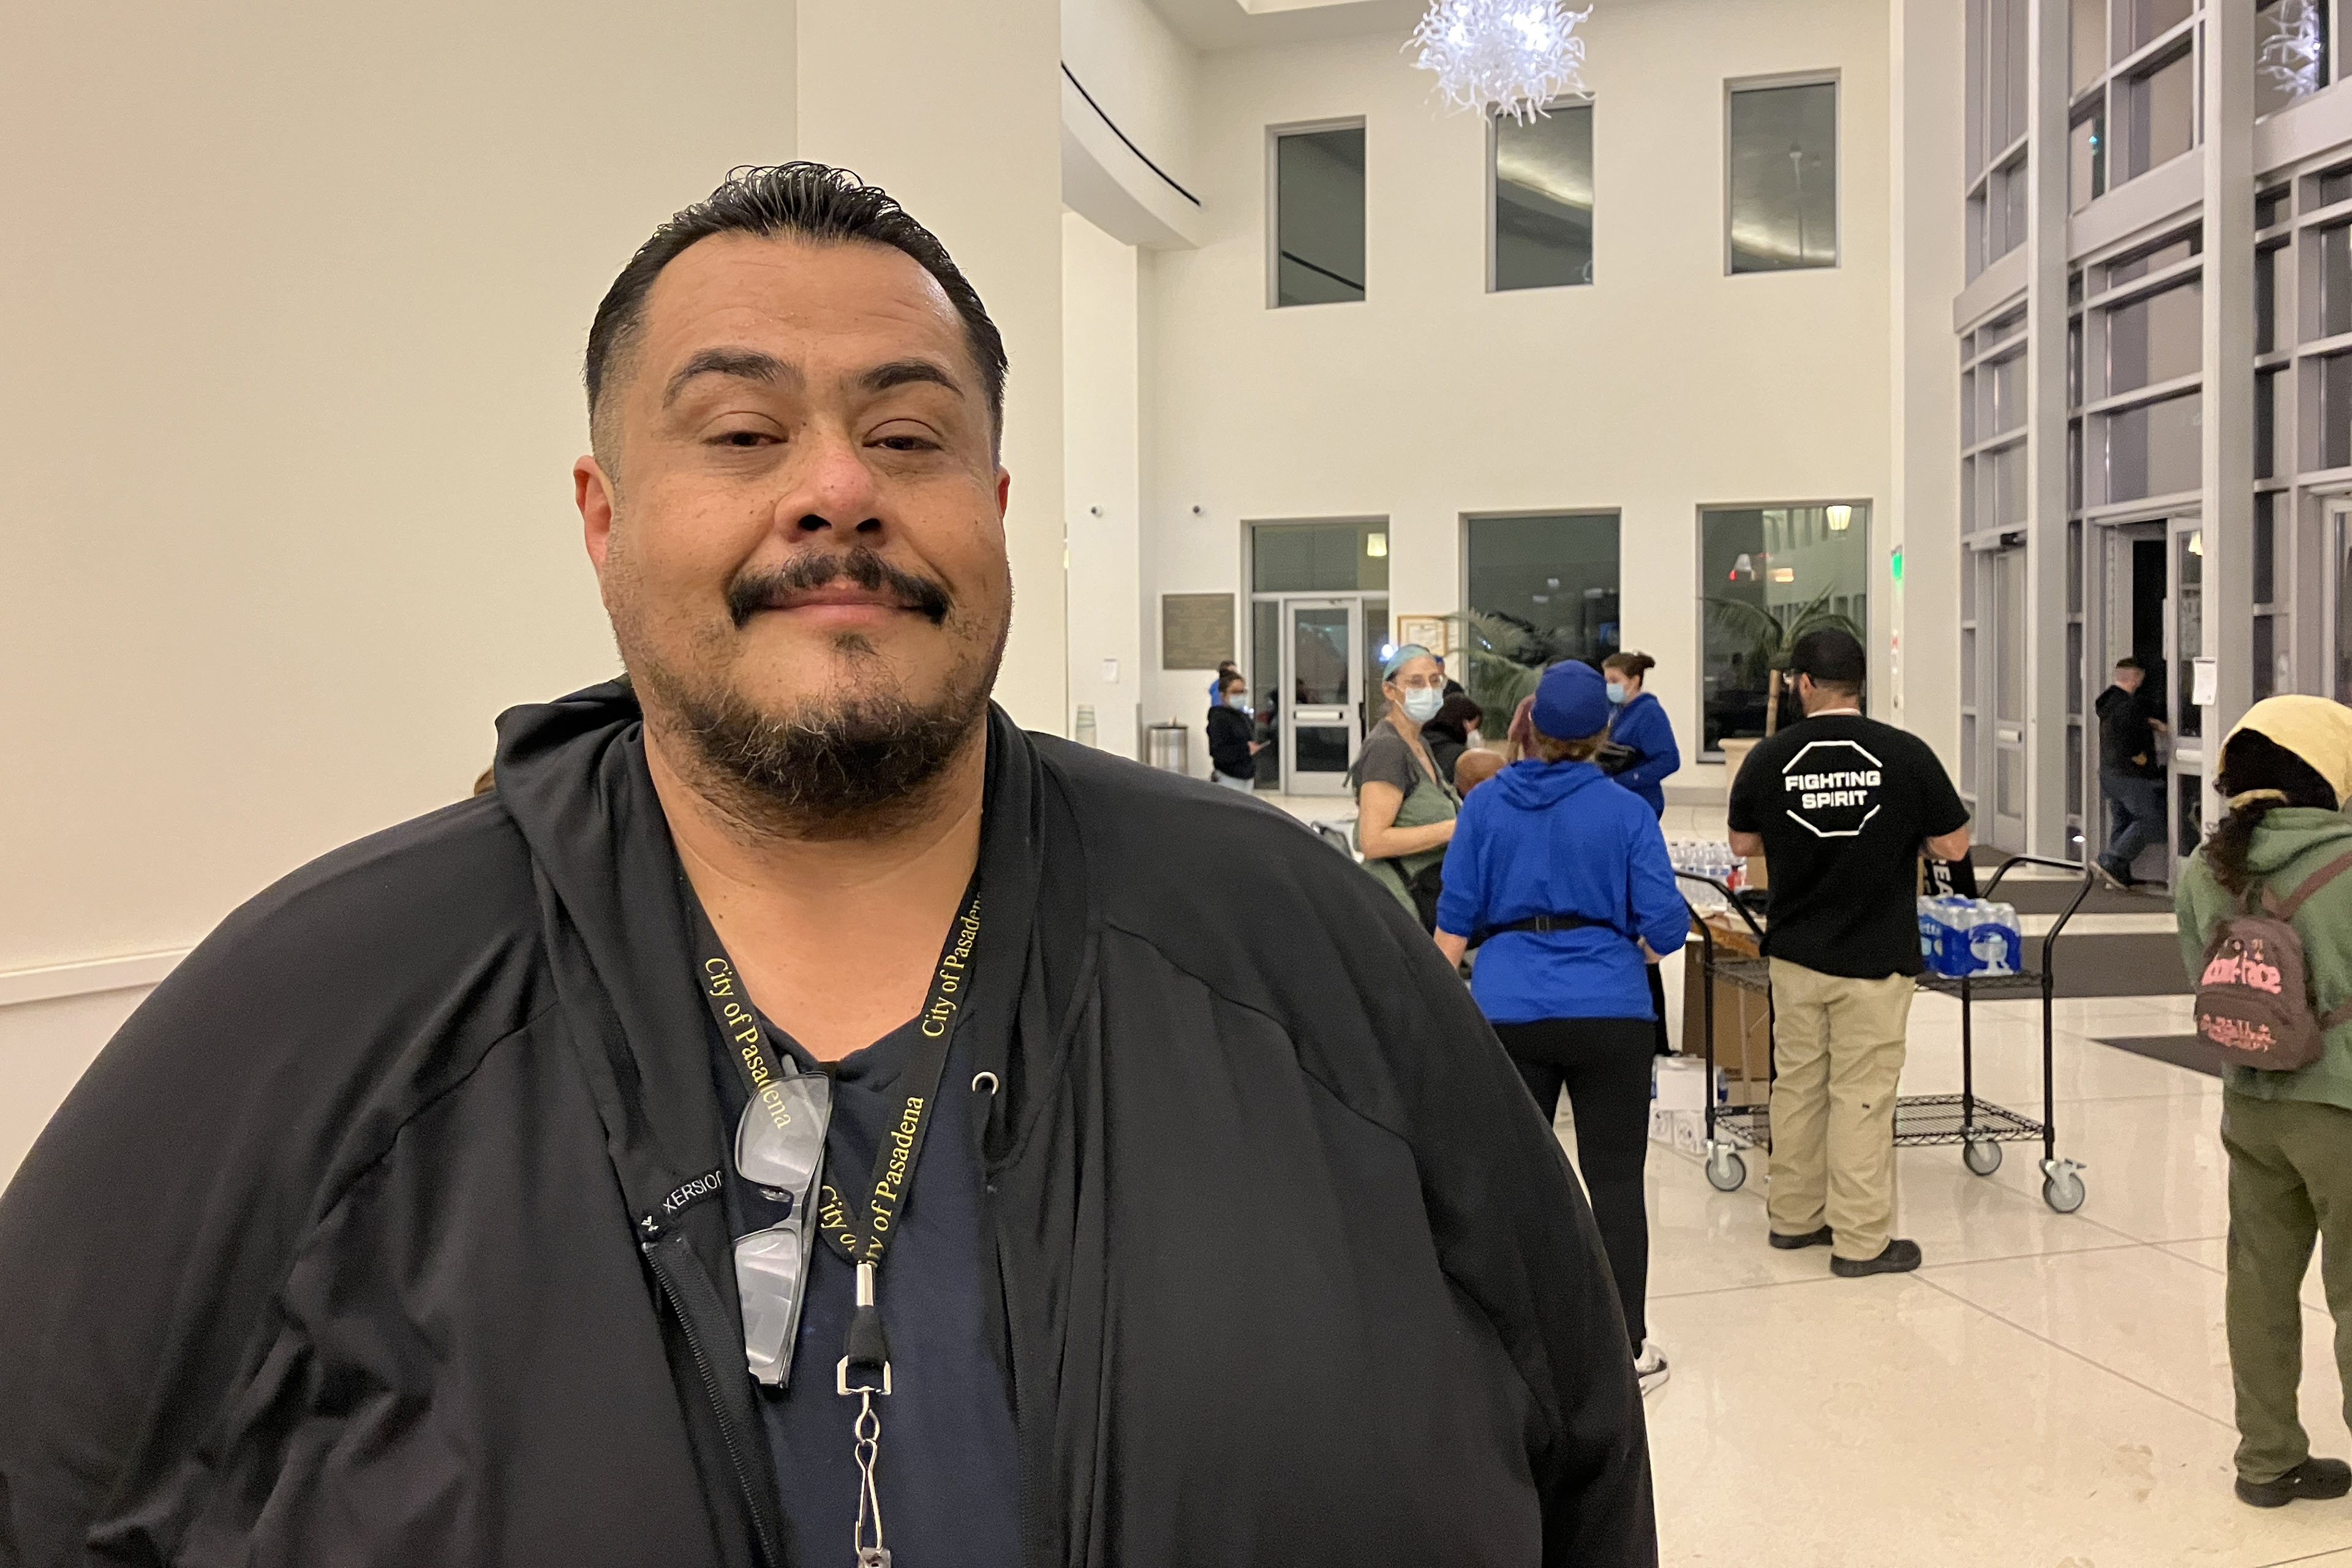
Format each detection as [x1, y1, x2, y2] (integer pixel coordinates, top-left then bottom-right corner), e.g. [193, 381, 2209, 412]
[1145, 722, 1188, 775]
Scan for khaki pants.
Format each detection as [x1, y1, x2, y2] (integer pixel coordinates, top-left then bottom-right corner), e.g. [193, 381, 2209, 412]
[2219, 1093, 2352, 1483]
[1765, 959, 1913, 1261]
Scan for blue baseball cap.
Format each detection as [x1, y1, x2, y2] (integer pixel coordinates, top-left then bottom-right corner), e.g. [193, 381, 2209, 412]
[1531, 659, 1611, 741]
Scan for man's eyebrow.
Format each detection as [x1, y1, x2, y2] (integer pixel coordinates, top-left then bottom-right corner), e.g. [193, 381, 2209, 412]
[662, 348, 797, 407]
[859, 358, 965, 399]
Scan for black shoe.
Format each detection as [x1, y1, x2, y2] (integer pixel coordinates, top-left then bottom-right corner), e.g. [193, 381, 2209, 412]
[2093, 858, 2134, 893]
[1770, 1226, 1834, 1250]
[1831, 1238, 1923, 1277]
[2237, 1457, 2352, 1508]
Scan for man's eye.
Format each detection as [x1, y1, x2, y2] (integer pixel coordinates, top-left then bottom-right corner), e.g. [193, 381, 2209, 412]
[876, 434, 936, 451]
[712, 430, 775, 448]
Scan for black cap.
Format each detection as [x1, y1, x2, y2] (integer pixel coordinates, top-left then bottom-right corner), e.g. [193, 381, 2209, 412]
[1789, 626, 1867, 686]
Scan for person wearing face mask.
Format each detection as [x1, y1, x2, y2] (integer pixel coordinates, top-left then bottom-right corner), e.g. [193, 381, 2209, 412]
[1354, 646, 1460, 930]
[1600, 653, 1679, 821]
[1207, 672, 1264, 793]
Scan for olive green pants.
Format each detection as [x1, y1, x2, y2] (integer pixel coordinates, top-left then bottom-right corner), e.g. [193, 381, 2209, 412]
[2220, 1091, 2352, 1484]
[1765, 959, 1914, 1262]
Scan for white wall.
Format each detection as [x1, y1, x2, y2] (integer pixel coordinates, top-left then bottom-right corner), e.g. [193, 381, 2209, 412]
[1063, 214, 1148, 755]
[799, 0, 1069, 735]
[0, 0, 796, 1180]
[1135, 0, 1897, 790]
[1063, 0, 1200, 191]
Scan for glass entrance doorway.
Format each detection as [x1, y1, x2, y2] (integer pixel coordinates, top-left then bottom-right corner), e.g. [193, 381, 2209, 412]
[1248, 519, 1392, 796]
[2095, 517, 2193, 884]
[1270, 597, 1387, 796]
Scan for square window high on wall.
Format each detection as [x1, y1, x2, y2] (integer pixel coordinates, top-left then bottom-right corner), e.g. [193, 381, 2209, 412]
[1490, 102, 1593, 290]
[1727, 78, 1837, 274]
[1270, 123, 1366, 307]
[1698, 503, 1869, 752]
[1461, 513, 1620, 723]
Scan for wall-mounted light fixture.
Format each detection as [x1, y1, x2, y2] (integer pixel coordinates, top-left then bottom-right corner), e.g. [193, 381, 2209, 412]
[1366, 532, 1389, 558]
[1826, 504, 1853, 532]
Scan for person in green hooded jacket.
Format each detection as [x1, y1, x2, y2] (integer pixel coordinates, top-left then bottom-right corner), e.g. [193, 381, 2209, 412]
[2177, 694, 2352, 1510]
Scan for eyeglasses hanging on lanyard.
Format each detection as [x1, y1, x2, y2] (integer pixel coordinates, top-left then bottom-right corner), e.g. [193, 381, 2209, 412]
[686, 898, 837, 1387]
[685, 874, 984, 1568]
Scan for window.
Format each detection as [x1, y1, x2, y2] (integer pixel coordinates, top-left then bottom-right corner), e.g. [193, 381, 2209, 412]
[1491, 105, 1594, 290]
[2071, 0, 2105, 92]
[1250, 521, 1389, 592]
[2105, 393, 2202, 500]
[2106, 279, 2201, 396]
[2255, 492, 2279, 606]
[2258, 369, 2282, 479]
[2324, 352, 2352, 468]
[2324, 164, 2352, 206]
[1272, 126, 1365, 307]
[2108, 232, 2197, 288]
[1727, 80, 1838, 273]
[1988, 351, 2024, 434]
[2256, 245, 2280, 354]
[2119, 48, 2195, 183]
[2070, 111, 2105, 212]
[1463, 513, 1621, 714]
[2260, 186, 2293, 229]
[2117, 0, 2194, 58]
[2324, 224, 2352, 336]
[2257, 0, 2329, 119]
[1699, 503, 1869, 750]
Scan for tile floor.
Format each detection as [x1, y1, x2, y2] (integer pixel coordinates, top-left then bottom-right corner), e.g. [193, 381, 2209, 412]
[1632, 989, 2352, 1568]
[1246, 788, 2352, 1564]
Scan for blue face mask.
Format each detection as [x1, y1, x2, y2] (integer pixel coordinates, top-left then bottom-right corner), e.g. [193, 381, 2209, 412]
[1400, 688, 1444, 723]
[1226, 692, 1251, 711]
[1605, 681, 1627, 706]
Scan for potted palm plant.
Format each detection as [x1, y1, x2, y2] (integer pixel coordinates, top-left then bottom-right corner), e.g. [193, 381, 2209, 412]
[1703, 588, 1864, 739]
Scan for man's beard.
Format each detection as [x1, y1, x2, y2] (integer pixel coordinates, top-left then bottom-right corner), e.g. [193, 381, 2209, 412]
[629, 550, 1006, 840]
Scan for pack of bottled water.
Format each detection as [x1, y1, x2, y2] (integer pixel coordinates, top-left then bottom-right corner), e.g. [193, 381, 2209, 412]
[1668, 841, 1744, 915]
[1917, 895, 2023, 978]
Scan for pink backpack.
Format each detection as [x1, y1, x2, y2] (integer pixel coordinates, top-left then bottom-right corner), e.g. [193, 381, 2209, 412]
[2195, 850, 2352, 1071]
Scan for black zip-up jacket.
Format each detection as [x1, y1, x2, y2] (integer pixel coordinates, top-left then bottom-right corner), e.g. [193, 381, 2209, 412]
[0, 682, 1653, 1567]
[1205, 703, 1256, 779]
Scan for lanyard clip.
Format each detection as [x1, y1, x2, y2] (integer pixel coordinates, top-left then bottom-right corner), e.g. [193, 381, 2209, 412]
[837, 1356, 893, 1396]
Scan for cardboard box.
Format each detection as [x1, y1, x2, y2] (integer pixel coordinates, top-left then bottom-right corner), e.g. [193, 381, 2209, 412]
[1679, 919, 1774, 1093]
[1653, 1055, 1708, 1113]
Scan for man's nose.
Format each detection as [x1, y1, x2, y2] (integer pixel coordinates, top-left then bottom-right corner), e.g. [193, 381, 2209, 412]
[788, 428, 883, 540]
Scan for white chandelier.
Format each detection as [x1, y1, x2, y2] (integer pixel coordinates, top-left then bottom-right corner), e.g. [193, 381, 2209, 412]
[2258, 0, 2324, 103]
[1407, 0, 1593, 124]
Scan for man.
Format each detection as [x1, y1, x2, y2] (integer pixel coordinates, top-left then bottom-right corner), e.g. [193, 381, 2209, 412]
[2094, 656, 2169, 889]
[0, 165, 1651, 1567]
[1727, 628, 1970, 1278]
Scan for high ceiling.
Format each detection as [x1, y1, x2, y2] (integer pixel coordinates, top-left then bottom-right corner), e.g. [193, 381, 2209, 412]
[1144, 0, 1425, 53]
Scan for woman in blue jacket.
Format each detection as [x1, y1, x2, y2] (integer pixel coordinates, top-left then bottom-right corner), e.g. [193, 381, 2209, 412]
[1601, 652, 1680, 818]
[1435, 658, 1690, 1396]
[1604, 652, 1683, 1057]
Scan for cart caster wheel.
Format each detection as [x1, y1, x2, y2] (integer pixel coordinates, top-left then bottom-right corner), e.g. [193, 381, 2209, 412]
[2042, 1170, 2087, 1213]
[1705, 1148, 1747, 1192]
[1962, 1137, 2002, 1177]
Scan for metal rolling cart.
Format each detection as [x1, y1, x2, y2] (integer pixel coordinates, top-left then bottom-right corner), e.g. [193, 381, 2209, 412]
[1674, 853, 2095, 1215]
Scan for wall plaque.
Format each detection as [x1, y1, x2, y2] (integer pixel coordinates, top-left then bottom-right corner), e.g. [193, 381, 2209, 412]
[1161, 593, 1235, 670]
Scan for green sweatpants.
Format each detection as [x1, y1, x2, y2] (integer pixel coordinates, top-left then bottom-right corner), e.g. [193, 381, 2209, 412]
[2220, 1091, 2352, 1483]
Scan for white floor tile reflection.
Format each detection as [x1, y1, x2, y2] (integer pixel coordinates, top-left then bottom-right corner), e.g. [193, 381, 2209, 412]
[1580, 992, 2352, 1566]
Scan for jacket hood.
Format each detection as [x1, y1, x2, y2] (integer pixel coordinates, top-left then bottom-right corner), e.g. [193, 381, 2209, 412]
[1491, 756, 1610, 811]
[2238, 807, 2352, 876]
[2094, 685, 2138, 716]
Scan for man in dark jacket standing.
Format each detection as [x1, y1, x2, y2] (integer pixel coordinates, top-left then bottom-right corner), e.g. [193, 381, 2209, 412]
[0, 165, 1651, 1568]
[2094, 656, 2169, 889]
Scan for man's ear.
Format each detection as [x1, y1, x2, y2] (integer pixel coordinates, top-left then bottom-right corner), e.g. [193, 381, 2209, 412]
[577, 455, 617, 572]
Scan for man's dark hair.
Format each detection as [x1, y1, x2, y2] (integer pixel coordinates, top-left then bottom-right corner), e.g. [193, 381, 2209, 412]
[584, 163, 1008, 448]
[1789, 627, 1867, 693]
[2114, 655, 2144, 672]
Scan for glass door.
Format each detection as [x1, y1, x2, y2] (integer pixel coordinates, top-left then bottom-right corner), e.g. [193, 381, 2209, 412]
[2332, 503, 2352, 704]
[1284, 597, 1359, 796]
[2101, 520, 2170, 883]
[1989, 545, 2029, 850]
[2172, 519, 2204, 859]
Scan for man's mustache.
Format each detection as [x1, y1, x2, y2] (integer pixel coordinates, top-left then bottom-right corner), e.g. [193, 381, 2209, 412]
[726, 549, 953, 628]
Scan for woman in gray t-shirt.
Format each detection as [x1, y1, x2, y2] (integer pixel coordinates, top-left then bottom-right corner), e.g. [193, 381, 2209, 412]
[1352, 646, 1458, 926]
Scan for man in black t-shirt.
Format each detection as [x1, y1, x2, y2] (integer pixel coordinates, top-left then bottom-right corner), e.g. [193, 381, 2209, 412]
[2092, 657, 2168, 889]
[1727, 629, 1972, 1278]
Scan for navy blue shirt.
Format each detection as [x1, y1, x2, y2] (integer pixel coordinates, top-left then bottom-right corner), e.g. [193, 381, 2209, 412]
[709, 1012, 1021, 1567]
